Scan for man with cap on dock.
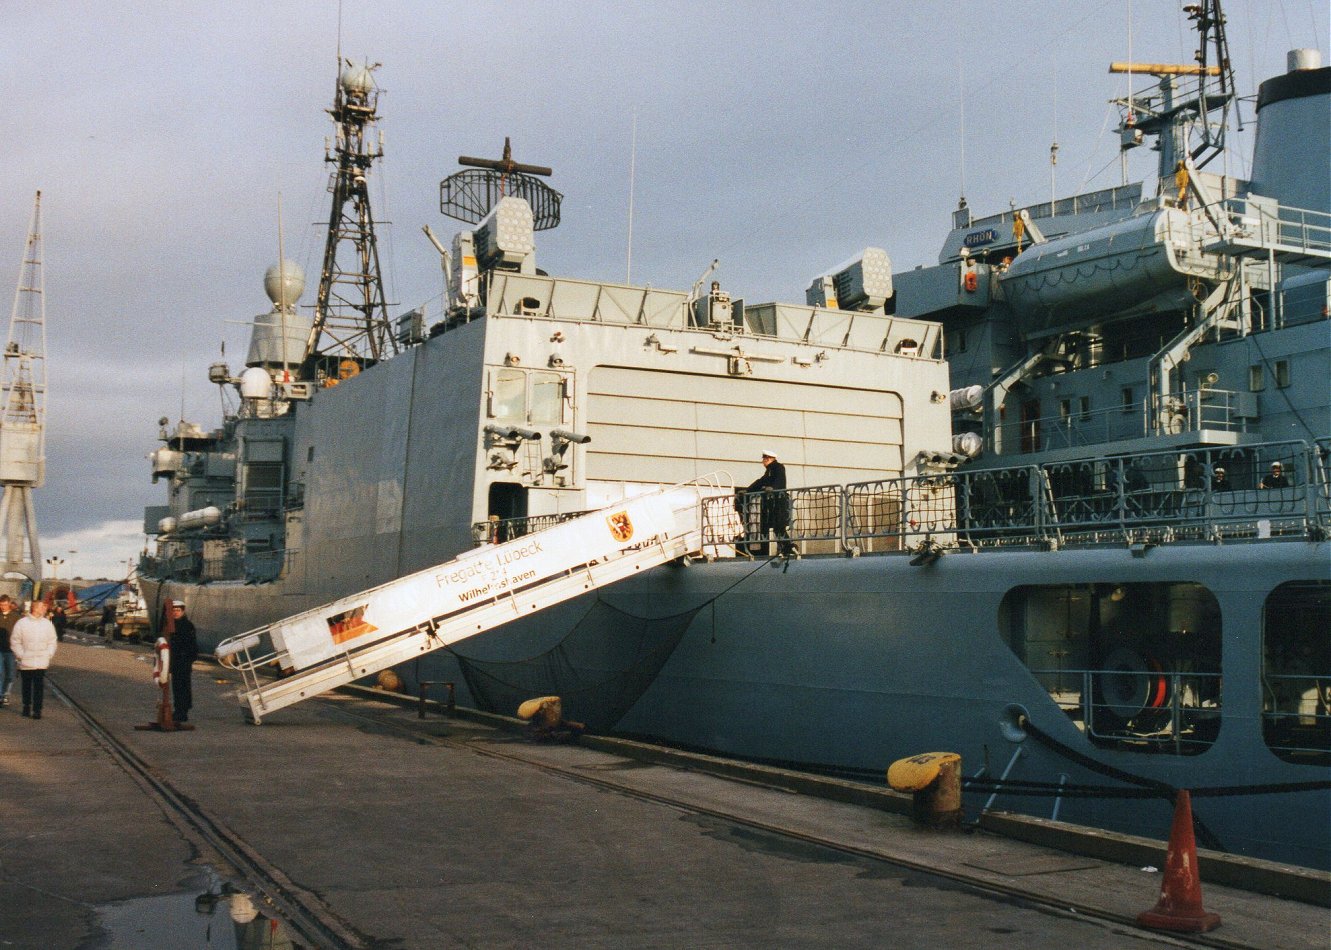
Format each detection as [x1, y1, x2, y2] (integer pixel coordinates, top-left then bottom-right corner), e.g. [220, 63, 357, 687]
[168, 602, 199, 725]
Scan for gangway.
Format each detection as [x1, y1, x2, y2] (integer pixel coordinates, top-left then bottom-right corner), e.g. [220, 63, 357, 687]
[216, 480, 723, 723]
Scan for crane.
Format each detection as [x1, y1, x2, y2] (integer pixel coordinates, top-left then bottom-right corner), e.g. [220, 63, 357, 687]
[0, 191, 48, 589]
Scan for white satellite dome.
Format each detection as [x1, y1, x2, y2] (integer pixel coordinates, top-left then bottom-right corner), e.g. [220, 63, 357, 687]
[263, 260, 305, 308]
[340, 64, 373, 97]
[239, 366, 273, 400]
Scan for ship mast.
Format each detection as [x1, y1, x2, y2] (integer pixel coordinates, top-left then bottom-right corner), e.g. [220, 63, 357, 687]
[1110, 0, 1236, 183]
[0, 192, 48, 587]
[304, 60, 396, 379]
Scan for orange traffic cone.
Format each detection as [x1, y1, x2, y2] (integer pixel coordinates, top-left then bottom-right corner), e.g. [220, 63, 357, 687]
[1137, 790, 1220, 933]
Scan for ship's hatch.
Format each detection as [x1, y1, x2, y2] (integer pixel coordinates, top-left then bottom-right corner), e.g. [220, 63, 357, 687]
[999, 582, 1222, 755]
[488, 482, 527, 522]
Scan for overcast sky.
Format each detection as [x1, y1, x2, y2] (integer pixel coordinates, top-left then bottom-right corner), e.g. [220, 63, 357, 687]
[5, 0, 1326, 580]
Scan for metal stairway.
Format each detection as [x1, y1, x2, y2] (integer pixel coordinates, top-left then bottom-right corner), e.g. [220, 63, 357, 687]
[215, 482, 719, 723]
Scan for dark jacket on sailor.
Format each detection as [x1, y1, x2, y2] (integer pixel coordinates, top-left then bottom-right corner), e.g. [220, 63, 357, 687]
[169, 616, 199, 672]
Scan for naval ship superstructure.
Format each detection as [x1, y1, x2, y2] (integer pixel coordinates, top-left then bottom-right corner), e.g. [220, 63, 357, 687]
[140, 7, 1330, 870]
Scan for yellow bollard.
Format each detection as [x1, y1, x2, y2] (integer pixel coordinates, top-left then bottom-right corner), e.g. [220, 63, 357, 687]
[887, 752, 962, 829]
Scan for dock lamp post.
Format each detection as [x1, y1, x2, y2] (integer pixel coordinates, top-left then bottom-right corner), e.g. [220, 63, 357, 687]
[45, 555, 64, 584]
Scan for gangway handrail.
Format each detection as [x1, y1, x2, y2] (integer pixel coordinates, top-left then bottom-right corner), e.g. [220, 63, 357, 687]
[216, 476, 729, 722]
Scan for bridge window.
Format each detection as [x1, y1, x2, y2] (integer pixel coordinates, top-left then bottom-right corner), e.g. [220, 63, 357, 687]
[999, 582, 1221, 755]
[490, 368, 566, 424]
[1274, 360, 1290, 389]
[492, 368, 526, 420]
[1249, 364, 1265, 391]
[1262, 580, 1330, 765]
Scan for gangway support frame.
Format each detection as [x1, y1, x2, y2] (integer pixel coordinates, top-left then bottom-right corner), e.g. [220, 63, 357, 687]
[217, 481, 722, 723]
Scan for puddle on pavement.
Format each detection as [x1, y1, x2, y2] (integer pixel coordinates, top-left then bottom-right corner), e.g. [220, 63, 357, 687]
[86, 869, 303, 949]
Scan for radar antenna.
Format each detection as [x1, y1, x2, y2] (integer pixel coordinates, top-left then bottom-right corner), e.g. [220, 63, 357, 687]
[0, 192, 48, 587]
[304, 60, 397, 376]
[440, 137, 562, 230]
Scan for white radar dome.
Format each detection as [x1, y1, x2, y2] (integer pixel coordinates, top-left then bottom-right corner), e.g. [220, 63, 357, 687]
[340, 65, 373, 97]
[264, 261, 305, 308]
[239, 366, 273, 400]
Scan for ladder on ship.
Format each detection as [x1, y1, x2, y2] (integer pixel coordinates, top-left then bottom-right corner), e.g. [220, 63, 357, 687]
[215, 481, 722, 723]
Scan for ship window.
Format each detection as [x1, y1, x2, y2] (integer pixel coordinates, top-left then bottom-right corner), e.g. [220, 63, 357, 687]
[307, 446, 314, 462]
[492, 368, 526, 420]
[1121, 387, 1134, 413]
[1249, 364, 1265, 391]
[1078, 396, 1090, 421]
[1262, 580, 1329, 765]
[1274, 360, 1290, 389]
[530, 371, 564, 424]
[1058, 399, 1071, 422]
[999, 582, 1221, 755]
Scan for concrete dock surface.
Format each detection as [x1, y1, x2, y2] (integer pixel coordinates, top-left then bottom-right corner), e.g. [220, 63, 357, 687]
[1, 634, 1326, 949]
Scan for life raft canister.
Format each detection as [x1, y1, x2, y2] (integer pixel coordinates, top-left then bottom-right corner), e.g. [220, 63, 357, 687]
[963, 269, 979, 293]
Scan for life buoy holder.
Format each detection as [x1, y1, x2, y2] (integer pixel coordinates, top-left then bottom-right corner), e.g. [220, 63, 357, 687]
[152, 637, 171, 687]
[963, 269, 979, 293]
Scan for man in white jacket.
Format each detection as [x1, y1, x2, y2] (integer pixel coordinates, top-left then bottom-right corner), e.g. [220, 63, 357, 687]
[11, 600, 57, 719]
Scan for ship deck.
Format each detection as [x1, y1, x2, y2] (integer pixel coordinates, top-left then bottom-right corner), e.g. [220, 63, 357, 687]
[5, 632, 1326, 949]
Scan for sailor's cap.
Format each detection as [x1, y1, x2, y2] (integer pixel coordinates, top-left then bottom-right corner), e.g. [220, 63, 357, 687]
[760, 449, 777, 459]
[171, 602, 187, 609]
[1213, 467, 1225, 475]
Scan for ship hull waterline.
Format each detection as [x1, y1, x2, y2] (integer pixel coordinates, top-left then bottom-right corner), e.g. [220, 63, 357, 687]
[142, 539, 1331, 872]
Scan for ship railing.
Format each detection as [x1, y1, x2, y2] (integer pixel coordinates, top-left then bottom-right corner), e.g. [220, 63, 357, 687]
[469, 439, 1325, 558]
[1261, 673, 1331, 760]
[1032, 667, 1222, 755]
[1218, 197, 1331, 261]
[845, 475, 967, 552]
[1315, 439, 1331, 530]
[245, 548, 288, 583]
[730, 483, 846, 556]
[1039, 440, 1320, 537]
[1017, 388, 1244, 451]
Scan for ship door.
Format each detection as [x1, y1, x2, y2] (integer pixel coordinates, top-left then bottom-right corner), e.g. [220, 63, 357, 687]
[488, 483, 527, 523]
[1020, 398, 1042, 453]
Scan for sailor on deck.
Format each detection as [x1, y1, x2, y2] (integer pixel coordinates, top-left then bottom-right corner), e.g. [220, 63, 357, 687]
[745, 450, 794, 557]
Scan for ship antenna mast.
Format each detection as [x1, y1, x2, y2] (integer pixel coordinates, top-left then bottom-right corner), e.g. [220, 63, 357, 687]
[304, 59, 397, 378]
[0, 191, 48, 587]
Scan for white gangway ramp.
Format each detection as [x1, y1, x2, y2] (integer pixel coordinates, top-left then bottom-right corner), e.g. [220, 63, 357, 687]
[215, 482, 724, 723]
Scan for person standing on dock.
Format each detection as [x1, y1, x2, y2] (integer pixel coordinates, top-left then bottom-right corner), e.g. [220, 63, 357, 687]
[168, 603, 199, 725]
[0, 595, 19, 707]
[10, 599, 57, 719]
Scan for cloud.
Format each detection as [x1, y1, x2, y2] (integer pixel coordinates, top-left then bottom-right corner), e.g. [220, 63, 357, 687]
[38, 519, 144, 582]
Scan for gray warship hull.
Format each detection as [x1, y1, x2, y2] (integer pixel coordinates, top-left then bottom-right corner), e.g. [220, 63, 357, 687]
[139, 17, 1331, 872]
[143, 533, 1330, 870]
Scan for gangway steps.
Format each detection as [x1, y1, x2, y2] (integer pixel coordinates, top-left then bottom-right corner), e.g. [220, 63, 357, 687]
[215, 482, 720, 723]
[240, 535, 693, 722]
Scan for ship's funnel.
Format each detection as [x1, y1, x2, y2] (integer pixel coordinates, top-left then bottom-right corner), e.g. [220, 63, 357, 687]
[1249, 54, 1331, 215]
